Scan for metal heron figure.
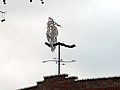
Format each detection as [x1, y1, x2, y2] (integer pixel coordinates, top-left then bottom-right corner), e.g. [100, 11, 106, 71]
[46, 17, 62, 52]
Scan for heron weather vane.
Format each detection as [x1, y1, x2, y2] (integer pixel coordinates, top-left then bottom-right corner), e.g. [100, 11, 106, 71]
[43, 17, 76, 75]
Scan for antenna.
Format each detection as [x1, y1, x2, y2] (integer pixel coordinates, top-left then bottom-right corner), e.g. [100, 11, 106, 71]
[3, 0, 6, 4]
[30, 0, 44, 4]
[43, 42, 76, 75]
[0, 11, 7, 22]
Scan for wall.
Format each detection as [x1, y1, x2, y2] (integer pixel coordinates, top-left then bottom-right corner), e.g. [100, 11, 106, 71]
[18, 74, 120, 90]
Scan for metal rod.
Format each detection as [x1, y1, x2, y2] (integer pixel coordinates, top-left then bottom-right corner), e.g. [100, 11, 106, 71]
[58, 45, 60, 75]
[45, 42, 76, 75]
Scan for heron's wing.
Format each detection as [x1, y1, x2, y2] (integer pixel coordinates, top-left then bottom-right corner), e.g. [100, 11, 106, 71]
[50, 26, 58, 37]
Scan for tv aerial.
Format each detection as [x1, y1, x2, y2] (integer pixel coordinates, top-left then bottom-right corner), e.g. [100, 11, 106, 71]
[30, 0, 44, 4]
[0, 11, 7, 22]
[2, 0, 44, 4]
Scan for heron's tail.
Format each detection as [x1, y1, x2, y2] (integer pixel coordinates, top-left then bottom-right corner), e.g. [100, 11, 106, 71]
[50, 42, 55, 52]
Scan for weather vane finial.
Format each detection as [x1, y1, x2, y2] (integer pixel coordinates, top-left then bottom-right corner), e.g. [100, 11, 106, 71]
[46, 17, 62, 52]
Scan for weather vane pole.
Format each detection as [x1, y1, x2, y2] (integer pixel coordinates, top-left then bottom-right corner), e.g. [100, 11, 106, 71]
[44, 17, 76, 75]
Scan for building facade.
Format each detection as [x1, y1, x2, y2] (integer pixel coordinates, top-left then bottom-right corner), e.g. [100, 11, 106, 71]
[18, 74, 120, 90]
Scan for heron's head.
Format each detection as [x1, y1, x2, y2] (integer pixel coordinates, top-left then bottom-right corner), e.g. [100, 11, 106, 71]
[48, 17, 53, 21]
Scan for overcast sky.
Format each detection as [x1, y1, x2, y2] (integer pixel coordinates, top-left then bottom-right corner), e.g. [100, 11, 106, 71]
[0, 0, 120, 90]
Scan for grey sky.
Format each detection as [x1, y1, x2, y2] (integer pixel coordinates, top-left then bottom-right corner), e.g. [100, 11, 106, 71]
[0, 0, 120, 90]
